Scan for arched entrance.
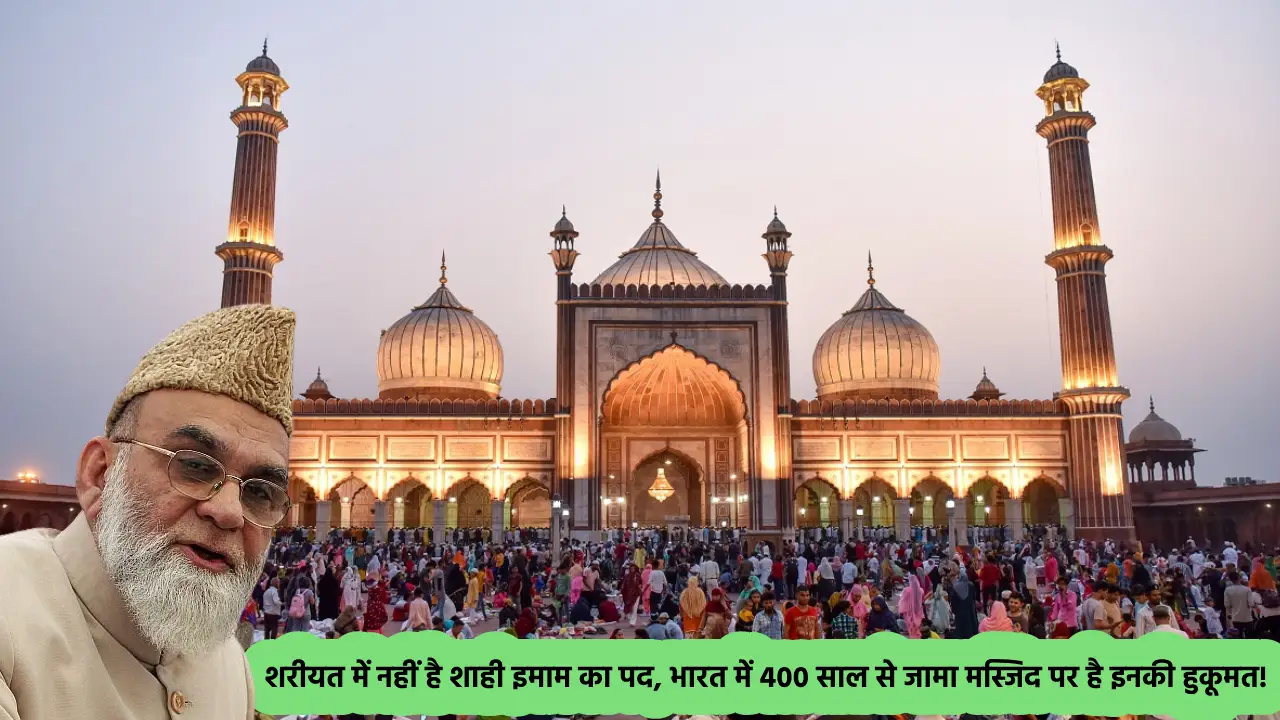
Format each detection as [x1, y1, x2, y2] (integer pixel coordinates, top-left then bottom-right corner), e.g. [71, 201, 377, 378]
[328, 475, 373, 529]
[795, 477, 838, 528]
[967, 476, 1008, 526]
[910, 476, 953, 528]
[853, 477, 896, 528]
[1022, 476, 1064, 526]
[19, 513, 33, 531]
[0, 512, 14, 535]
[288, 476, 318, 527]
[505, 477, 550, 528]
[601, 343, 748, 529]
[447, 478, 490, 529]
[630, 450, 703, 527]
[387, 476, 432, 528]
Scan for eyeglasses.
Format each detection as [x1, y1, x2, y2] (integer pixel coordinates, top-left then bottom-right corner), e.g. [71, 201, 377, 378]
[115, 439, 291, 528]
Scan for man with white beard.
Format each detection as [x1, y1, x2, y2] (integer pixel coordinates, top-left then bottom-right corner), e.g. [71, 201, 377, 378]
[0, 304, 295, 719]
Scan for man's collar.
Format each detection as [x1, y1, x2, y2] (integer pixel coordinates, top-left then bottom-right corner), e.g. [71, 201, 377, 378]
[54, 514, 162, 666]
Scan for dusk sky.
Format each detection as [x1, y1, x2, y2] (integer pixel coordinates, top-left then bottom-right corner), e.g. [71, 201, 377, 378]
[1, 3, 1275, 488]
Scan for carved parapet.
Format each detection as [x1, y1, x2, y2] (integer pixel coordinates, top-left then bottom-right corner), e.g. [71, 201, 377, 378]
[292, 396, 559, 416]
[569, 282, 774, 301]
[789, 397, 1067, 417]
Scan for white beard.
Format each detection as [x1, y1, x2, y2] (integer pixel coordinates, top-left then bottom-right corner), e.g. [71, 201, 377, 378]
[94, 447, 265, 657]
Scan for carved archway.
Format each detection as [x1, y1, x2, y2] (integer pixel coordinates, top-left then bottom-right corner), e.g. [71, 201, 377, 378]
[447, 477, 490, 529]
[328, 474, 373, 529]
[288, 475, 318, 527]
[1022, 475, 1064, 525]
[0, 512, 14, 535]
[505, 476, 550, 528]
[387, 475, 432, 528]
[795, 476, 838, 528]
[853, 477, 896, 528]
[909, 476, 953, 528]
[967, 476, 1008, 526]
[601, 343, 748, 529]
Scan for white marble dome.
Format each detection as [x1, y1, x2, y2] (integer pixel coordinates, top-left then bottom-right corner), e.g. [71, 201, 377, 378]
[376, 259, 503, 401]
[812, 269, 940, 401]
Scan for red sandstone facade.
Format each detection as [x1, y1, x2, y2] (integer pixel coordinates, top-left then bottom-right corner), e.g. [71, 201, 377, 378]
[0, 479, 79, 535]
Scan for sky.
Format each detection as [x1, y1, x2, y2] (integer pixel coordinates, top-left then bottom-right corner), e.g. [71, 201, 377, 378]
[1, 2, 1276, 488]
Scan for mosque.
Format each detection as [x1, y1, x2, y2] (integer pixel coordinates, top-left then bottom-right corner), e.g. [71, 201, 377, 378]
[199, 43, 1277, 549]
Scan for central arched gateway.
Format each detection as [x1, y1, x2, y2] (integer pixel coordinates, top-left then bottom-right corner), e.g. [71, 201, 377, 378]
[600, 343, 748, 529]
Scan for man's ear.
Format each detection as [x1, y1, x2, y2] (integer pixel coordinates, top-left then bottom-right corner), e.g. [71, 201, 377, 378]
[76, 437, 113, 523]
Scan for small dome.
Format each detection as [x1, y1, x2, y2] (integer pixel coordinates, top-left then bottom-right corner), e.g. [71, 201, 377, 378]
[302, 368, 334, 401]
[376, 256, 503, 400]
[969, 368, 1004, 401]
[1128, 398, 1182, 444]
[553, 209, 576, 234]
[765, 209, 788, 235]
[813, 260, 940, 401]
[246, 41, 281, 75]
[1043, 60, 1078, 83]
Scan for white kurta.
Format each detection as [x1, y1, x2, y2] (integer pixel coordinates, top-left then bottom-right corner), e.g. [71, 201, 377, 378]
[0, 515, 255, 719]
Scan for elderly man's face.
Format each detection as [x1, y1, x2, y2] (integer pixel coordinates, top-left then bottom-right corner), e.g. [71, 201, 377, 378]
[84, 389, 288, 657]
[106, 389, 288, 565]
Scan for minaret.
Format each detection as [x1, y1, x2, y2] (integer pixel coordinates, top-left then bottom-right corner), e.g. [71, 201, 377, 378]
[549, 205, 580, 513]
[762, 208, 794, 530]
[1036, 45, 1134, 540]
[215, 41, 290, 307]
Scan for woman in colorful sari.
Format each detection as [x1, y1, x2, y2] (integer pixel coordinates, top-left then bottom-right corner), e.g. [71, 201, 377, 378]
[1250, 559, 1278, 592]
[980, 600, 1015, 633]
[679, 576, 707, 636]
[641, 561, 654, 615]
[364, 572, 390, 635]
[847, 584, 871, 638]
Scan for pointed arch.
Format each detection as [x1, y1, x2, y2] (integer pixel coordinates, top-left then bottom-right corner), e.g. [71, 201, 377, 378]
[504, 476, 551, 529]
[601, 343, 747, 427]
[851, 476, 897, 528]
[795, 475, 839, 527]
[446, 476, 490, 529]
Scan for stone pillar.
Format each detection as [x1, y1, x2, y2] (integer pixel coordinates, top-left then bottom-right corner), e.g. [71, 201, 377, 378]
[373, 501, 389, 542]
[315, 501, 332, 540]
[393, 499, 405, 528]
[838, 499, 854, 543]
[339, 497, 351, 528]
[432, 500, 447, 546]
[491, 500, 505, 544]
[1059, 498, 1075, 541]
[952, 498, 969, 548]
[1005, 498, 1024, 542]
[894, 498, 910, 541]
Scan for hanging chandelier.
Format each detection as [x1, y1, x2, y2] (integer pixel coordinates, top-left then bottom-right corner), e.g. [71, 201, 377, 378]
[647, 467, 675, 503]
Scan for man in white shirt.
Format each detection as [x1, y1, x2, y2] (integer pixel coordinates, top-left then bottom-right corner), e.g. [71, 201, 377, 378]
[647, 561, 667, 615]
[1133, 587, 1157, 638]
[1189, 549, 1205, 579]
[1223, 542, 1239, 569]
[1149, 605, 1188, 637]
[841, 556, 857, 590]
[700, 556, 720, 593]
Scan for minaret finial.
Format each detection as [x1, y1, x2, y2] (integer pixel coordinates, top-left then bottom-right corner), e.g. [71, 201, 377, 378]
[316, 366, 322, 380]
[652, 168, 664, 221]
[561, 204, 566, 218]
[1055, 40, 1061, 63]
[773, 205, 778, 219]
[440, 251, 448, 285]
[867, 251, 876, 287]
[1149, 395, 1155, 413]
[983, 366, 988, 378]
[263, 37, 269, 57]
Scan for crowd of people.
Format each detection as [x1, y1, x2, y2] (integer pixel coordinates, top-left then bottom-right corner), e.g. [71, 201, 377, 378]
[241, 524, 1280, 646]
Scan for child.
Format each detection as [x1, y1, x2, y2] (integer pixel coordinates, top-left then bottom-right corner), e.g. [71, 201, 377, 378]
[1200, 598, 1223, 637]
[1113, 612, 1135, 639]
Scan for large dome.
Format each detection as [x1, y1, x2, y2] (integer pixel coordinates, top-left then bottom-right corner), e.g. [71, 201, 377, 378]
[812, 260, 940, 401]
[590, 179, 727, 287]
[376, 256, 503, 400]
[1128, 398, 1182, 444]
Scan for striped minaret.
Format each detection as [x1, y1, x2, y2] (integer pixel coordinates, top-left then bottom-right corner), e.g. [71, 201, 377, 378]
[1036, 45, 1135, 541]
[216, 41, 289, 307]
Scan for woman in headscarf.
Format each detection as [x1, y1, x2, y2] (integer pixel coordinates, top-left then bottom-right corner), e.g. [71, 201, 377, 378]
[734, 589, 762, 629]
[898, 575, 925, 638]
[570, 570, 584, 608]
[317, 565, 342, 621]
[847, 584, 871, 638]
[864, 596, 898, 635]
[980, 600, 1015, 632]
[445, 562, 468, 612]
[927, 579, 953, 637]
[679, 576, 707, 636]
[363, 572, 390, 635]
[702, 587, 732, 639]
[621, 563, 643, 623]
[514, 607, 538, 639]
[341, 565, 362, 613]
[948, 570, 979, 639]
